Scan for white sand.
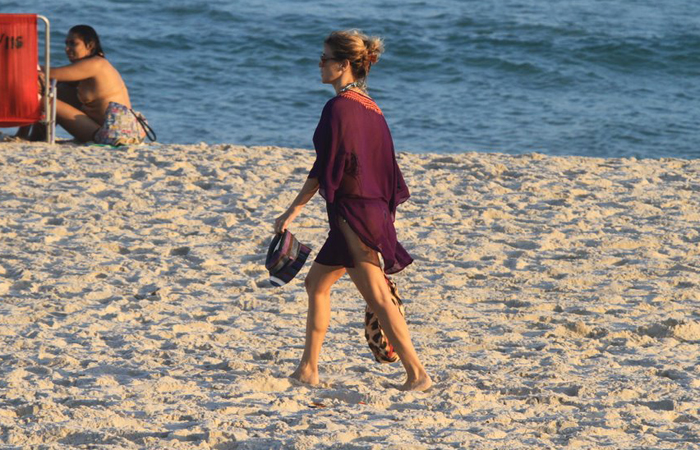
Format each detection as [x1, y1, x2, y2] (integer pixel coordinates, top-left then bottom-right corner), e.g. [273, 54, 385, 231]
[0, 141, 699, 449]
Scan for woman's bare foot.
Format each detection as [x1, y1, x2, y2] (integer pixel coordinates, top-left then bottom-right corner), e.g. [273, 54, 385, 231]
[400, 374, 432, 392]
[290, 362, 319, 386]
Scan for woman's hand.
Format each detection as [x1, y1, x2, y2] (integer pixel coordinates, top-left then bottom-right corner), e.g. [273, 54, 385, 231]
[37, 70, 46, 91]
[273, 177, 319, 234]
[274, 207, 300, 234]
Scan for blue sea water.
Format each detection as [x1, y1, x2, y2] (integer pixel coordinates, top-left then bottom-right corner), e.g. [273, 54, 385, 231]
[4, 0, 700, 159]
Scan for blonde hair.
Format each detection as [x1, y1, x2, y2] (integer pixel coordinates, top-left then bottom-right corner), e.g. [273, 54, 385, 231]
[325, 29, 384, 89]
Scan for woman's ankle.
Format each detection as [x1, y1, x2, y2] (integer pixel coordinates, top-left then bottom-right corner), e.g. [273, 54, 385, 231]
[401, 372, 432, 391]
[290, 361, 320, 385]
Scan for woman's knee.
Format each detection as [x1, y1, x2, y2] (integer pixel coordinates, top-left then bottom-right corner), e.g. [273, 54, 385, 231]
[304, 264, 344, 297]
[55, 101, 100, 142]
[304, 274, 330, 297]
[304, 275, 316, 295]
[365, 290, 395, 314]
[347, 264, 395, 312]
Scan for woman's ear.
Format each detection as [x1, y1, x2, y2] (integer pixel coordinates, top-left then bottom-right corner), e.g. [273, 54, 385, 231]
[86, 41, 95, 53]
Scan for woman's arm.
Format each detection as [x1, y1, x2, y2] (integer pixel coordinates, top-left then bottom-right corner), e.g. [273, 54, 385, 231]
[45, 57, 103, 82]
[274, 177, 320, 233]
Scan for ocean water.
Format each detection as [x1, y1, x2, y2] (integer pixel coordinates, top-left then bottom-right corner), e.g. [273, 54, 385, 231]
[4, 0, 700, 159]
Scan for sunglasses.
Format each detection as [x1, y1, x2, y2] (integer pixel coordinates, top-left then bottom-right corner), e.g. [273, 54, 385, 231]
[320, 54, 340, 64]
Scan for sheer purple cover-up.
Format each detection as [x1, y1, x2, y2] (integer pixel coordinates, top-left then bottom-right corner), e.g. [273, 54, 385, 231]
[308, 90, 413, 274]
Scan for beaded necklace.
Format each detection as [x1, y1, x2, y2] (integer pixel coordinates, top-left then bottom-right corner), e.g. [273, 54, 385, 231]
[337, 81, 367, 95]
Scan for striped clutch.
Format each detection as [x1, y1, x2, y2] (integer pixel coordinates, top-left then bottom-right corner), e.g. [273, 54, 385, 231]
[265, 230, 311, 287]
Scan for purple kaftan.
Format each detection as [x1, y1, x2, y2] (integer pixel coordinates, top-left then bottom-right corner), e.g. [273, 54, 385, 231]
[308, 90, 413, 274]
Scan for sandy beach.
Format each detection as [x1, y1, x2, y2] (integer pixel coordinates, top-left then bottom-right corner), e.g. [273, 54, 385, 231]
[0, 141, 699, 449]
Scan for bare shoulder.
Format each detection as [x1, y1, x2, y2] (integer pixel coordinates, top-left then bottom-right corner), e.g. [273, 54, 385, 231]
[90, 57, 125, 84]
[80, 56, 116, 73]
[88, 56, 112, 71]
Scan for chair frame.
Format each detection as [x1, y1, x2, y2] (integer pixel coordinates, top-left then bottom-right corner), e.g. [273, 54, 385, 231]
[37, 15, 56, 144]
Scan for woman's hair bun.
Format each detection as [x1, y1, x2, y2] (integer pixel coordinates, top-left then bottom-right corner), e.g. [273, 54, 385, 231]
[325, 30, 385, 86]
[363, 35, 384, 65]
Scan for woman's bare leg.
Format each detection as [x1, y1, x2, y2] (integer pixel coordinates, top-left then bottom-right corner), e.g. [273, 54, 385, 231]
[290, 262, 345, 385]
[12, 126, 31, 140]
[338, 220, 432, 391]
[15, 82, 82, 142]
[55, 100, 100, 143]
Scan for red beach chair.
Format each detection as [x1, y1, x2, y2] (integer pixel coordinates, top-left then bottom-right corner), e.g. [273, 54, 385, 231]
[0, 14, 56, 143]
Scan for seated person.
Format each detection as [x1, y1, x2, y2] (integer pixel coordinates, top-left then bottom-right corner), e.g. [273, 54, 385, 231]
[18, 25, 140, 143]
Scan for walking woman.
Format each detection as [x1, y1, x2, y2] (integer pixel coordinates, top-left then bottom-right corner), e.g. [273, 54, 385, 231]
[274, 30, 431, 391]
